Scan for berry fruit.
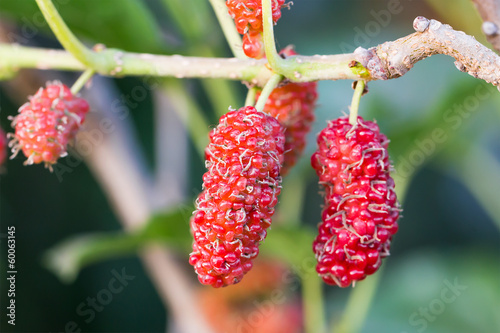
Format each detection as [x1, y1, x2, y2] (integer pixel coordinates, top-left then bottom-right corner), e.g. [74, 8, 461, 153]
[258, 48, 318, 174]
[189, 106, 285, 287]
[242, 30, 265, 59]
[226, 0, 286, 58]
[311, 116, 400, 287]
[9, 82, 89, 169]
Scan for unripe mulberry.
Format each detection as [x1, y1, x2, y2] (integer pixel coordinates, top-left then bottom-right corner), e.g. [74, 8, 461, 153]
[311, 116, 400, 287]
[190, 106, 285, 287]
[9, 81, 89, 169]
[258, 48, 318, 174]
[226, 0, 286, 58]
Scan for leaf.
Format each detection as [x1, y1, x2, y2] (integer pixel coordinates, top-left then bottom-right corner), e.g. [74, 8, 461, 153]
[0, 0, 166, 53]
[43, 205, 193, 283]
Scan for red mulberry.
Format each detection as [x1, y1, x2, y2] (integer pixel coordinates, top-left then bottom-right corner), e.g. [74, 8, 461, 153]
[311, 116, 400, 287]
[226, 0, 286, 58]
[258, 48, 318, 174]
[189, 106, 285, 287]
[9, 81, 89, 168]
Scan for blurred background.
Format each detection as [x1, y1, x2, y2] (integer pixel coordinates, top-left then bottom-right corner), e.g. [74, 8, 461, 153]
[0, 0, 499, 332]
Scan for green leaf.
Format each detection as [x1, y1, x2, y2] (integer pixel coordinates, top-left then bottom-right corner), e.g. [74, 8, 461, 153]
[43, 205, 193, 283]
[0, 0, 166, 53]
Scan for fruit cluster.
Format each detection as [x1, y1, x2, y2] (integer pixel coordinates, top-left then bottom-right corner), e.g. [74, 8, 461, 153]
[226, 0, 286, 58]
[311, 116, 400, 287]
[189, 106, 285, 287]
[5, 55, 398, 292]
[9, 82, 89, 169]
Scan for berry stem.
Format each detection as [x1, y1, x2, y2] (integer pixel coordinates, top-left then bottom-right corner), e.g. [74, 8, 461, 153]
[244, 87, 258, 106]
[349, 80, 366, 125]
[208, 0, 247, 59]
[262, 0, 289, 73]
[333, 267, 383, 333]
[70, 69, 95, 95]
[35, 0, 102, 70]
[254, 73, 283, 112]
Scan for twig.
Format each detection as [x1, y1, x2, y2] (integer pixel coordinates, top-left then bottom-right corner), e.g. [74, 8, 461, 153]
[70, 69, 94, 94]
[349, 80, 365, 125]
[2, 17, 500, 87]
[244, 87, 258, 106]
[471, 0, 500, 53]
[357, 16, 500, 88]
[254, 73, 283, 112]
[35, 0, 104, 70]
[262, 0, 288, 73]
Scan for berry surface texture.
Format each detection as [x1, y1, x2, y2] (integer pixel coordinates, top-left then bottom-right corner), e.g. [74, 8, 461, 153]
[9, 81, 89, 168]
[226, 0, 286, 58]
[311, 116, 400, 287]
[189, 106, 285, 287]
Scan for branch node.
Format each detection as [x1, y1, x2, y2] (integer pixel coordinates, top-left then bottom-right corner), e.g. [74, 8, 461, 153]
[413, 16, 430, 32]
[354, 47, 388, 81]
[454, 60, 466, 73]
[482, 21, 499, 36]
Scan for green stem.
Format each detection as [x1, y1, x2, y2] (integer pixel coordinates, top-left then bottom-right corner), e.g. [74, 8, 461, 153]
[349, 80, 365, 125]
[35, 0, 100, 69]
[334, 269, 383, 333]
[302, 274, 326, 333]
[244, 87, 258, 106]
[208, 0, 246, 59]
[262, 0, 287, 72]
[254, 73, 282, 112]
[0, 44, 366, 83]
[70, 69, 95, 94]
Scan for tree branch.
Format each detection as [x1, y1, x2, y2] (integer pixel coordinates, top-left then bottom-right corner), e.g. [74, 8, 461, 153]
[1, 17, 500, 88]
[471, 0, 500, 53]
[355, 16, 500, 88]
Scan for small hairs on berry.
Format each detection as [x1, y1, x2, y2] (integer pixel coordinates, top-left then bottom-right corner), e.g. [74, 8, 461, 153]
[311, 116, 401, 287]
[189, 106, 285, 287]
[8, 81, 89, 170]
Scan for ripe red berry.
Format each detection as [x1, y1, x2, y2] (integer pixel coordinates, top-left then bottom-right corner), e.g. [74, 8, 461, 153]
[190, 106, 285, 287]
[311, 116, 400, 287]
[9, 81, 89, 169]
[242, 30, 265, 59]
[258, 48, 318, 174]
[226, 0, 286, 58]
[0, 127, 7, 168]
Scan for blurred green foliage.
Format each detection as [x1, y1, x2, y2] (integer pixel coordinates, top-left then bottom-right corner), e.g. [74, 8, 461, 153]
[0, 0, 166, 53]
